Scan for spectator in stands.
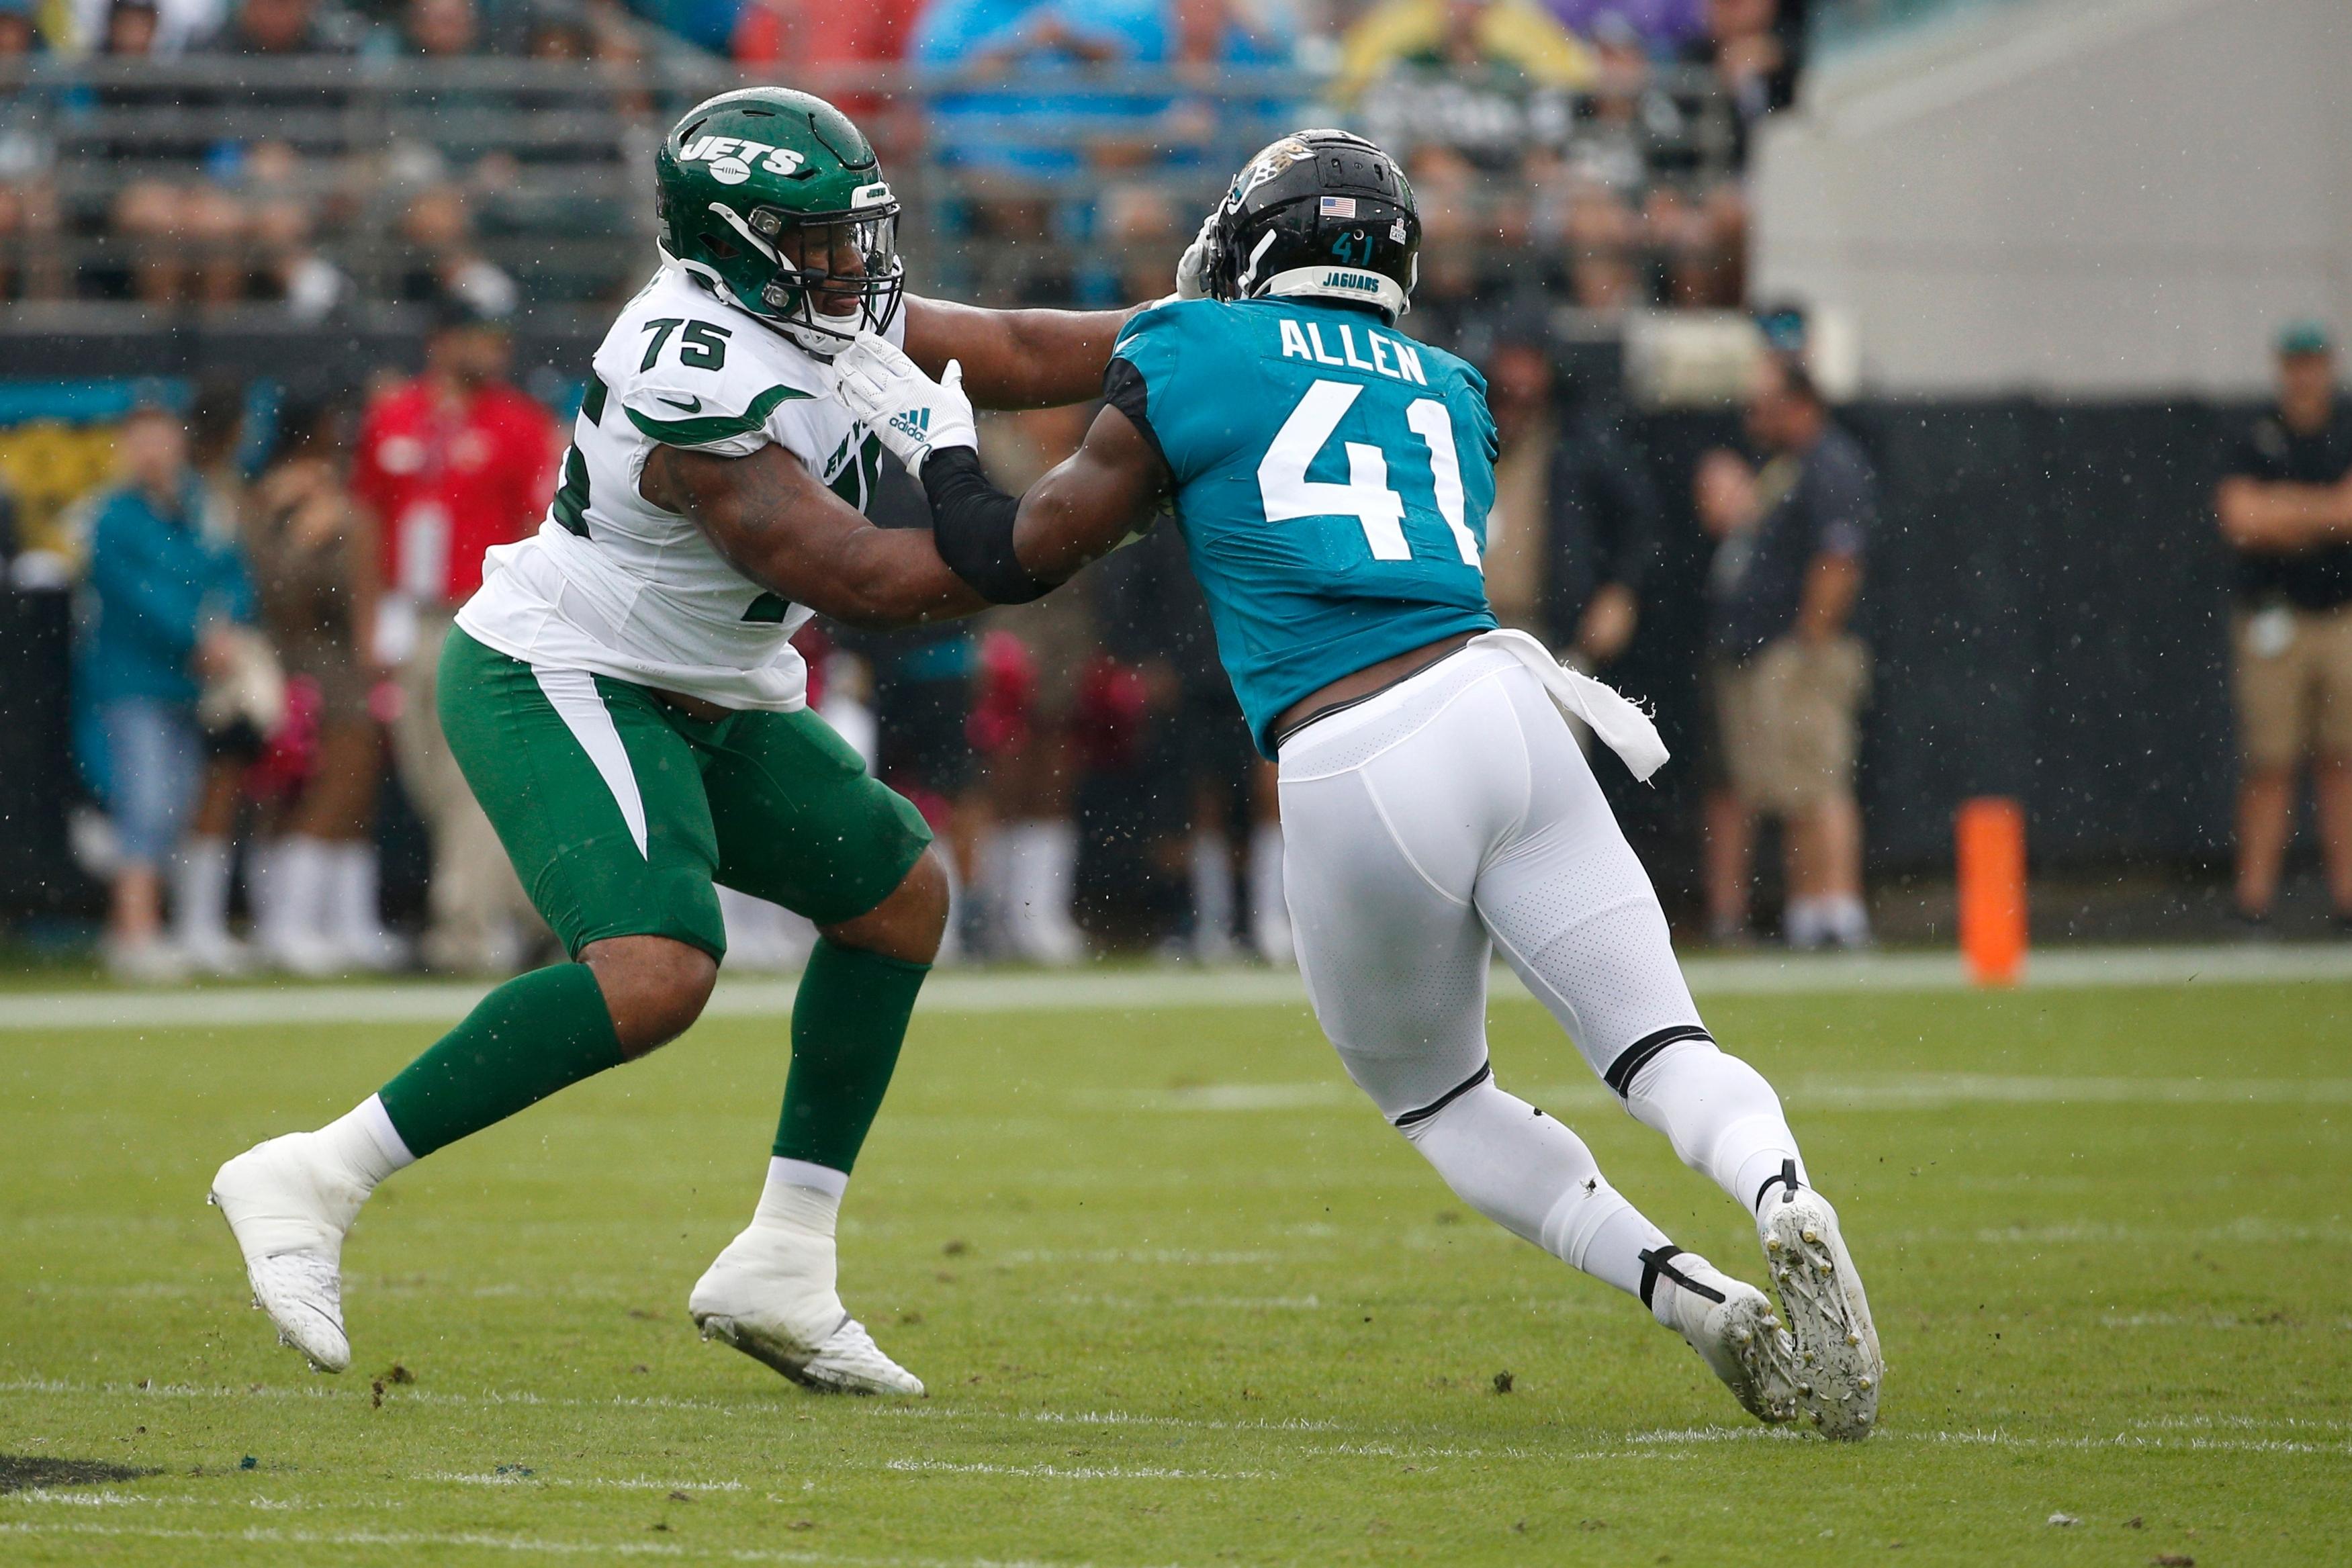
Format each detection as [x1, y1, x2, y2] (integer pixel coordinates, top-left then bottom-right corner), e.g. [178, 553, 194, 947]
[1155, 0, 1298, 170]
[401, 0, 478, 54]
[731, 0, 922, 122]
[1546, 0, 1702, 50]
[2215, 322, 2352, 933]
[1679, 0, 1793, 160]
[245, 402, 406, 972]
[1095, 181, 1181, 305]
[251, 192, 353, 321]
[77, 404, 259, 983]
[351, 295, 556, 973]
[197, 0, 359, 55]
[1482, 327, 1658, 670]
[398, 185, 518, 317]
[912, 0, 1165, 181]
[524, 3, 590, 58]
[73, 0, 220, 55]
[111, 176, 249, 309]
[1335, 0, 1596, 107]
[1697, 353, 1872, 949]
[169, 387, 270, 976]
[0, 0, 66, 302]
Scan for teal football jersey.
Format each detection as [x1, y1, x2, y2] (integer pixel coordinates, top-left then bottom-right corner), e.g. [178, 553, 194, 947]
[1107, 298, 1499, 756]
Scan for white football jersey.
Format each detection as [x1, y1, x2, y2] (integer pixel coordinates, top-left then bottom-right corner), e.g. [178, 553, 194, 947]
[457, 263, 897, 710]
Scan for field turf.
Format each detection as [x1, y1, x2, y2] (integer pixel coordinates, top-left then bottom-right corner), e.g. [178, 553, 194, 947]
[2, 974, 2348, 1565]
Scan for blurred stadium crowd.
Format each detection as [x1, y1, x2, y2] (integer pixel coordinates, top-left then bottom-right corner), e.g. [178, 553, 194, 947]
[0, 0, 1912, 982]
[0, 0, 1799, 315]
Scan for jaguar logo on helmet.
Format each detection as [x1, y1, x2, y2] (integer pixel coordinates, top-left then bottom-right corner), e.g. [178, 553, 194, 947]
[1234, 136, 1315, 201]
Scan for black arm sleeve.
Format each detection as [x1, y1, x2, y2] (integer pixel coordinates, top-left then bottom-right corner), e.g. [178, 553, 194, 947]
[919, 445, 1053, 606]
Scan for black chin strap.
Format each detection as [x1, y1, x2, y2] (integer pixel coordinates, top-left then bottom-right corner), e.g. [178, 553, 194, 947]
[1754, 1158, 1802, 1213]
[1637, 1245, 1724, 1311]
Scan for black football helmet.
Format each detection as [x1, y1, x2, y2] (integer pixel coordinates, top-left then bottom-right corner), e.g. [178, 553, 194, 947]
[1205, 130, 1420, 322]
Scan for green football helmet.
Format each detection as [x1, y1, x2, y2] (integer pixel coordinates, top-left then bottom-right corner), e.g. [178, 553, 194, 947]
[653, 87, 903, 355]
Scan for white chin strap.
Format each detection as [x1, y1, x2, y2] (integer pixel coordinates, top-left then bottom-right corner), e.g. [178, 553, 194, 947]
[1254, 265, 1408, 322]
[780, 314, 858, 355]
[660, 242, 860, 357]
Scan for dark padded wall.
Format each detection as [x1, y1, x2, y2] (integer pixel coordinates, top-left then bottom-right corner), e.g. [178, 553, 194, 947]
[1600, 400, 2245, 884]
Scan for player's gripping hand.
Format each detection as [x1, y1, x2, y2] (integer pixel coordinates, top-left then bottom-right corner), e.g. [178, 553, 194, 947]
[1173, 207, 1219, 302]
[833, 333, 977, 478]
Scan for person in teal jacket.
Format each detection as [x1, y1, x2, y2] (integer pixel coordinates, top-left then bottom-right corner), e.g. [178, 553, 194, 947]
[77, 403, 257, 982]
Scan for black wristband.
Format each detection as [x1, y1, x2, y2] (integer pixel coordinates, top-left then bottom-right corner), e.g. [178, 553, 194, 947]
[920, 445, 1053, 605]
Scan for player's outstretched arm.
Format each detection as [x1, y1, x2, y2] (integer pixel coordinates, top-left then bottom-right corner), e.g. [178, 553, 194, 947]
[640, 441, 988, 631]
[835, 334, 1169, 604]
[901, 295, 1145, 412]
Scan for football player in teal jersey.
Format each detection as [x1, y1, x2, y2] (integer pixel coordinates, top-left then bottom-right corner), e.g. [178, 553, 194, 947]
[835, 130, 1885, 1438]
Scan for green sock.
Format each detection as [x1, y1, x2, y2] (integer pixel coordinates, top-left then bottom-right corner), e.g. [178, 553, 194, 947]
[773, 938, 930, 1174]
[377, 963, 623, 1159]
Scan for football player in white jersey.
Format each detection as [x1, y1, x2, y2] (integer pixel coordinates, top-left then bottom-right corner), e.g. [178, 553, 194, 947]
[209, 88, 1139, 1395]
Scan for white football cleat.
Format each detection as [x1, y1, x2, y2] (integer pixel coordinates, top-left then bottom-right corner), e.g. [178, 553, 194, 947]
[1645, 1246, 1801, 1426]
[1756, 1168, 1883, 1440]
[208, 1134, 369, 1374]
[688, 1228, 922, 1396]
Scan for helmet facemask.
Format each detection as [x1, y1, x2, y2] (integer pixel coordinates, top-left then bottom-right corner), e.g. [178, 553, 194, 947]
[743, 206, 904, 356]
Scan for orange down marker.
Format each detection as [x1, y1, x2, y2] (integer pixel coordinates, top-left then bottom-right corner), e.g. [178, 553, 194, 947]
[1956, 797, 2028, 986]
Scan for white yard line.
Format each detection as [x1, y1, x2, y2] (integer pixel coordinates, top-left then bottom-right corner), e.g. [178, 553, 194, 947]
[5, 943, 2351, 1032]
[0, 1521, 1155, 1568]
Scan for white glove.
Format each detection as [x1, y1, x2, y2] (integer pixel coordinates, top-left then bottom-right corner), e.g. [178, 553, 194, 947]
[832, 332, 979, 478]
[1173, 206, 1220, 302]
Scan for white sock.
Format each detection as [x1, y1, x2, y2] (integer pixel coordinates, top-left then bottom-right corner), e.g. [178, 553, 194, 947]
[173, 836, 234, 946]
[328, 841, 383, 946]
[1825, 894, 1870, 946]
[1000, 819, 1081, 957]
[1189, 831, 1236, 956]
[1623, 1040, 1807, 1215]
[1249, 822, 1291, 963]
[1784, 897, 1828, 948]
[755, 1156, 848, 1225]
[315, 1093, 414, 1191]
[1030, 820, 1077, 926]
[1402, 1076, 1670, 1304]
[259, 836, 329, 946]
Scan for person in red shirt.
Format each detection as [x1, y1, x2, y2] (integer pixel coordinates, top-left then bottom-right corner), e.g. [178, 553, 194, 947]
[729, 0, 922, 120]
[352, 295, 559, 972]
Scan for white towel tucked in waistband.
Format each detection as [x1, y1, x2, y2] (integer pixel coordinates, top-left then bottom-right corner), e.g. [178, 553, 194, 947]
[1470, 629, 1670, 782]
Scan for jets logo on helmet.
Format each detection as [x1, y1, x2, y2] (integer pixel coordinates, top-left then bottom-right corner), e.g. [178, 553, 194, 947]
[676, 137, 809, 186]
[1204, 129, 1420, 324]
[654, 87, 904, 356]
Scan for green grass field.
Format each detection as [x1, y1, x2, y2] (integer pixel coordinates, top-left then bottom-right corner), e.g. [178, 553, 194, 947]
[3, 974, 2349, 1565]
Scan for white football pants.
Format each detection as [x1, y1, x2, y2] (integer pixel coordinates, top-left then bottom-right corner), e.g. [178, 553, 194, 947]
[1278, 643, 1807, 1271]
